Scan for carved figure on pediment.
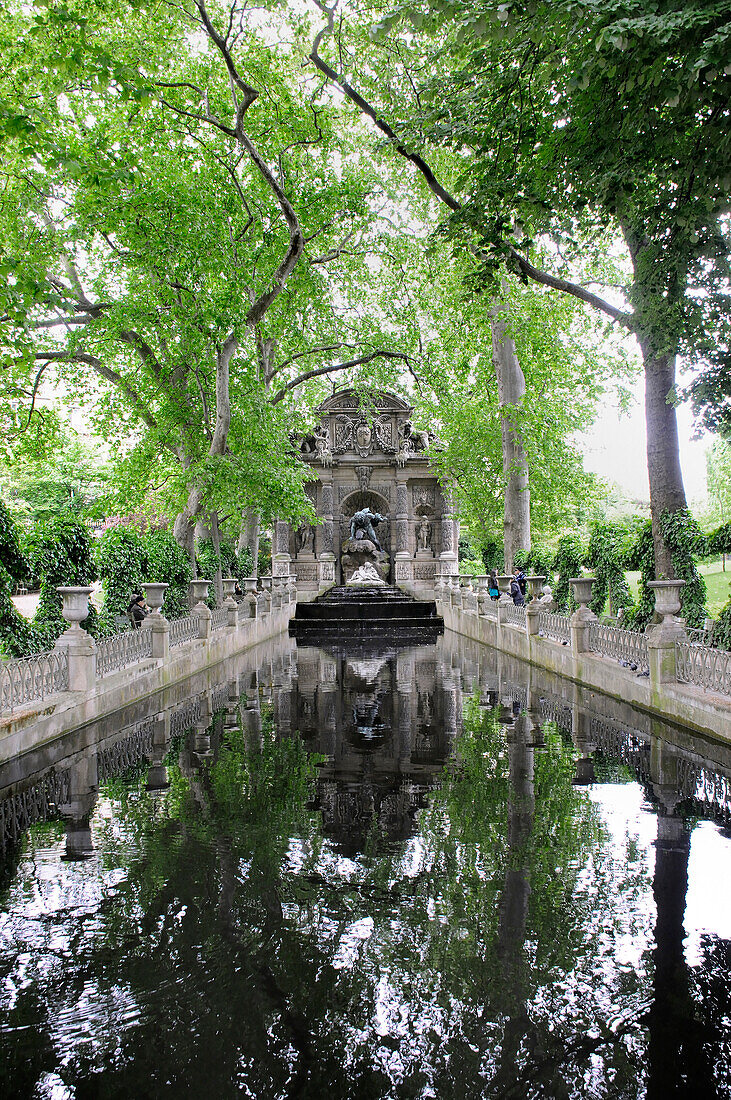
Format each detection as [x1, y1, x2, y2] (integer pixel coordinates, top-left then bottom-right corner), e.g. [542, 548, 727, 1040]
[314, 423, 332, 466]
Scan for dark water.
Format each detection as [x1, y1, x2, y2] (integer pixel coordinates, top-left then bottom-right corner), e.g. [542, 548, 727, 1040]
[1, 633, 730, 1099]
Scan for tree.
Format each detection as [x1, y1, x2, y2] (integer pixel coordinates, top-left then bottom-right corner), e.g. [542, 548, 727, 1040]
[0, 0, 414, 594]
[308, 0, 731, 580]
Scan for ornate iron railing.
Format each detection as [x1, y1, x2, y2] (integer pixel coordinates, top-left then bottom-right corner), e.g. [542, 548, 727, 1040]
[0, 768, 71, 852]
[537, 611, 571, 644]
[96, 628, 153, 678]
[586, 622, 650, 673]
[170, 695, 203, 735]
[211, 607, 229, 631]
[675, 756, 731, 822]
[589, 716, 652, 782]
[170, 614, 201, 647]
[97, 719, 156, 781]
[481, 598, 498, 619]
[0, 649, 69, 713]
[676, 641, 731, 696]
[504, 603, 526, 627]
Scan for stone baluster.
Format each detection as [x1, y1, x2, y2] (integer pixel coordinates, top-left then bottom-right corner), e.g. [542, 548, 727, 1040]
[54, 587, 97, 691]
[261, 575, 273, 614]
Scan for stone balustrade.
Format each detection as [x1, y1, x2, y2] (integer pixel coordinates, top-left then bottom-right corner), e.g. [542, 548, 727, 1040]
[0, 573, 296, 724]
[434, 571, 730, 741]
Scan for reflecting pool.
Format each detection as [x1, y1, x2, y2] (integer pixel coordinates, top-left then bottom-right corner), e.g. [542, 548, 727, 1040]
[1, 632, 730, 1098]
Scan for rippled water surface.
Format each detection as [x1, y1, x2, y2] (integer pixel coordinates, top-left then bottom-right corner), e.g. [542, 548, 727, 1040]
[1, 633, 730, 1099]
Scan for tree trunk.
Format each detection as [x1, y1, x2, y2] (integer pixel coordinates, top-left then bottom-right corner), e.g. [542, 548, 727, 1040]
[209, 511, 225, 607]
[491, 295, 531, 572]
[238, 508, 260, 578]
[641, 342, 688, 579]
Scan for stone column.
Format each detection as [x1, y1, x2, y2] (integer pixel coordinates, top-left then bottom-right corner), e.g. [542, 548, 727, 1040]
[396, 650, 414, 762]
[273, 519, 292, 577]
[318, 475, 336, 588]
[439, 491, 458, 576]
[54, 587, 97, 692]
[318, 652, 338, 757]
[394, 477, 412, 586]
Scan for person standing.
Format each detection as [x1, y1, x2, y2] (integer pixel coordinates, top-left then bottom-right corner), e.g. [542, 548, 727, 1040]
[510, 574, 525, 606]
[127, 594, 149, 628]
[488, 570, 500, 600]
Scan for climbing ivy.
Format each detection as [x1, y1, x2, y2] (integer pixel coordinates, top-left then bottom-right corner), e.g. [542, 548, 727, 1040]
[586, 522, 634, 618]
[96, 525, 193, 623]
[552, 535, 586, 612]
[96, 527, 147, 626]
[26, 518, 98, 646]
[514, 545, 555, 587]
[143, 528, 192, 619]
[624, 511, 707, 630]
[661, 509, 707, 629]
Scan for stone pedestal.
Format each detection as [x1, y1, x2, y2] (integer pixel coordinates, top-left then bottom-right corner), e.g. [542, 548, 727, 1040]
[646, 580, 687, 685]
[55, 587, 97, 691]
[569, 577, 597, 653]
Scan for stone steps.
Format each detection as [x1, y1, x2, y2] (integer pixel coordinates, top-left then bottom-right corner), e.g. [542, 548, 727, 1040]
[289, 583, 444, 638]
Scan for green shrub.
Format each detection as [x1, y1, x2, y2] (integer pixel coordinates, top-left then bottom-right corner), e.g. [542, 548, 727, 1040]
[142, 528, 192, 619]
[27, 517, 98, 645]
[586, 522, 634, 618]
[95, 527, 146, 620]
[514, 545, 555, 587]
[552, 534, 586, 611]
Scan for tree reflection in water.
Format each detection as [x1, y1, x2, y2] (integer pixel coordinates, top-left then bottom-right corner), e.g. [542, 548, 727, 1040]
[0, 638, 729, 1098]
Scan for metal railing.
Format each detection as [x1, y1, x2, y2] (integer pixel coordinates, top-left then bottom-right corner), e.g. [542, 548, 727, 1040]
[211, 607, 229, 631]
[587, 621, 649, 674]
[96, 628, 153, 678]
[170, 614, 201, 647]
[0, 649, 69, 713]
[676, 756, 731, 822]
[504, 603, 526, 627]
[537, 611, 571, 644]
[481, 598, 498, 619]
[676, 640, 731, 697]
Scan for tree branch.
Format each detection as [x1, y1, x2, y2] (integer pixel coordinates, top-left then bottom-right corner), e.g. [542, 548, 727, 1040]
[270, 348, 412, 404]
[34, 352, 158, 430]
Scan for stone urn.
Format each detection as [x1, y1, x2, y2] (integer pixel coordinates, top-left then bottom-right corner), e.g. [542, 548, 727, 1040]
[526, 575, 547, 602]
[143, 583, 168, 615]
[242, 577, 258, 595]
[57, 587, 95, 631]
[190, 579, 211, 606]
[222, 577, 238, 600]
[497, 575, 513, 602]
[648, 579, 686, 620]
[569, 576, 596, 611]
[261, 575, 272, 592]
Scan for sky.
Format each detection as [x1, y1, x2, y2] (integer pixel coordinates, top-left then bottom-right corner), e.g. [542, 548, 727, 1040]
[581, 381, 710, 505]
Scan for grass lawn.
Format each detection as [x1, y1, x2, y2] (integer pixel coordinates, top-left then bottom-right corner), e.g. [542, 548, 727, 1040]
[626, 557, 731, 617]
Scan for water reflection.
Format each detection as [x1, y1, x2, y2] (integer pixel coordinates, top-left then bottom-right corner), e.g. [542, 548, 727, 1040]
[0, 633, 730, 1098]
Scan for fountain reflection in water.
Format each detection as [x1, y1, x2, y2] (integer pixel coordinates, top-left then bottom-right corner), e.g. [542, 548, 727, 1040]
[0, 632, 730, 1098]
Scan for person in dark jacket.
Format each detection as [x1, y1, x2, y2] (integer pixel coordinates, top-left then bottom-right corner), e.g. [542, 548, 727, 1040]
[515, 569, 527, 596]
[510, 575, 525, 606]
[127, 594, 148, 628]
[488, 570, 500, 600]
